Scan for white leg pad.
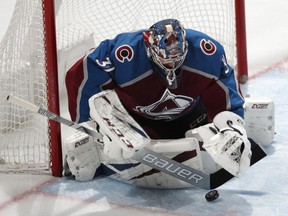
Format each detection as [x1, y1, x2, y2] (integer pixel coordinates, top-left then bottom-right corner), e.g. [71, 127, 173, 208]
[244, 97, 275, 146]
[64, 122, 102, 181]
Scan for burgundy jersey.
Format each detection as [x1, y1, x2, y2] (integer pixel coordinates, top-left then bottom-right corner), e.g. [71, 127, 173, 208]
[66, 29, 244, 127]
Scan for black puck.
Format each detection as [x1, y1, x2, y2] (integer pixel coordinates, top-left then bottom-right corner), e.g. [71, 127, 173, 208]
[205, 189, 219, 202]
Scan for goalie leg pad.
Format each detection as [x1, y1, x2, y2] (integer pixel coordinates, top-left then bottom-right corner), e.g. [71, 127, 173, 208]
[64, 124, 102, 181]
[244, 97, 275, 146]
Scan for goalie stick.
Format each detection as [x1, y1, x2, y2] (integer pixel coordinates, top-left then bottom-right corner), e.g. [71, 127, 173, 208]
[7, 95, 238, 190]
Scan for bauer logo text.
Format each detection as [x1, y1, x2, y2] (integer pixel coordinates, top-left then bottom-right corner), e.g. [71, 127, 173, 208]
[142, 153, 203, 184]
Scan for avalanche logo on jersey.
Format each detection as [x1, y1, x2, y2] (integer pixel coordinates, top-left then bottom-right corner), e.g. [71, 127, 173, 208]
[115, 45, 134, 63]
[134, 89, 194, 120]
[200, 39, 217, 55]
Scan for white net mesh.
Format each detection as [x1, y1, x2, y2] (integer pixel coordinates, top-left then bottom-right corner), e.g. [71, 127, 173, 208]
[56, 0, 236, 65]
[0, 0, 50, 172]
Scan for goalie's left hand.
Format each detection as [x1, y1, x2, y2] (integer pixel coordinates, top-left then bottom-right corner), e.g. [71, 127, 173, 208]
[203, 111, 252, 176]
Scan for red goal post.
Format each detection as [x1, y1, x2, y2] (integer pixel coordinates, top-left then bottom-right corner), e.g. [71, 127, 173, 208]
[0, 0, 248, 176]
[235, 0, 248, 83]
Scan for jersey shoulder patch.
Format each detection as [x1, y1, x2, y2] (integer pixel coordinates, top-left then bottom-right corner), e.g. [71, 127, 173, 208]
[185, 29, 220, 56]
[115, 44, 134, 63]
[112, 31, 143, 64]
[199, 39, 217, 56]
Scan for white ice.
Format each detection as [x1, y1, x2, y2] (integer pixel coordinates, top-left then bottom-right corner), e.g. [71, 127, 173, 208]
[1, 1, 288, 215]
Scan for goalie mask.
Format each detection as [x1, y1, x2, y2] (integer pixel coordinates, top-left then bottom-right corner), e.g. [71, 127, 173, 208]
[143, 19, 188, 89]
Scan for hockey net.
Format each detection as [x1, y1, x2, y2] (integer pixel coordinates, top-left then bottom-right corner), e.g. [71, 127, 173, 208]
[0, 0, 246, 176]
